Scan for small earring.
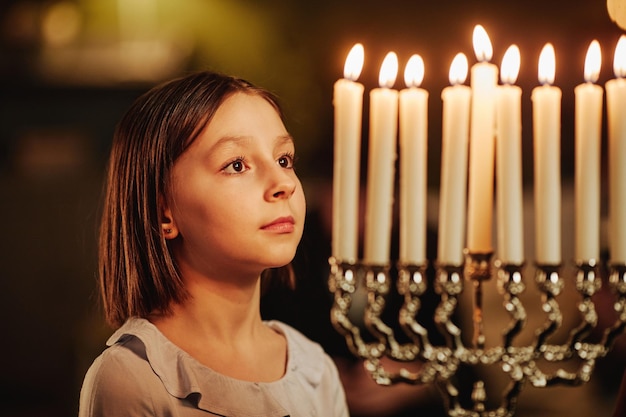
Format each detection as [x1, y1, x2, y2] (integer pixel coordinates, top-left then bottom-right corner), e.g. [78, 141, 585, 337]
[164, 228, 172, 234]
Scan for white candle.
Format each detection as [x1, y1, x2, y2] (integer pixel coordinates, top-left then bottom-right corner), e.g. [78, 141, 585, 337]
[399, 54, 428, 265]
[606, 35, 626, 264]
[364, 52, 399, 265]
[574, 40, 603, 263]
[467, 24, 498, 253]
[438, 53, 471, 265]
[332, 43, 365, 262]
[496, 45, 524, 265]
[531, 43, 562, 265]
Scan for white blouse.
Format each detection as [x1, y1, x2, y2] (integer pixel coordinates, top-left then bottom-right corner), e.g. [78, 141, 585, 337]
[79, 317, 349, 417]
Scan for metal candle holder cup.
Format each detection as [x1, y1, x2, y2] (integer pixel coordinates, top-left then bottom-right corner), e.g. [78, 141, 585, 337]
[328, 255, 626, 417]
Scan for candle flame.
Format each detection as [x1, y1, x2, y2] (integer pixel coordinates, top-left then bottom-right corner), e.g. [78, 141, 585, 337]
[404, 54, 425, 88]
[538, 43, 556, 85]
[379, 51, 399, 88]
[500, 44, 521, 85]
[449, 52, 469, 85]
[473, 24, 493, 62]
[343, 43, 364, 81]
[583, 40, 601, 83]
[614, 35, 626, 78]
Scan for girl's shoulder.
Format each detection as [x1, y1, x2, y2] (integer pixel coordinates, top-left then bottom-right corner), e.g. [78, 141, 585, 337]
[264, 320, 339, 383]
[78, 323, 168, 416]
[263, 320, 349, 416]
[265, 320, 323, 352]
[264, 320, 328, 365]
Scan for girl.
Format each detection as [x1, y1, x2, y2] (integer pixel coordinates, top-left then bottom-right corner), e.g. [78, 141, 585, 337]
[79, 71, 349, 417]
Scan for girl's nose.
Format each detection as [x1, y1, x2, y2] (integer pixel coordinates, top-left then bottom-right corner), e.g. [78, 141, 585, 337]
[265, 165, 297, 201]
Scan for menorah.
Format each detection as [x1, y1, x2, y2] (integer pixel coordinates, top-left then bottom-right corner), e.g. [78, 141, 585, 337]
[328, 29, 626, 417]
[328, 254, 626, 416]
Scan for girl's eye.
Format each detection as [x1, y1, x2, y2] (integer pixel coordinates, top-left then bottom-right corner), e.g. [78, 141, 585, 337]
[278, 153, 295, 169]
[222, 157, 248, 174]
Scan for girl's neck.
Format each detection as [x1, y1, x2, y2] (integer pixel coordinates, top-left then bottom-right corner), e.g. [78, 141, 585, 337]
[152, 273, 264, 344]
[148, 276, 287, 382]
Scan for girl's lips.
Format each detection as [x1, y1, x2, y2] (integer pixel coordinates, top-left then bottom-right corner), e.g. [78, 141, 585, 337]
[261, 216, 295, 233]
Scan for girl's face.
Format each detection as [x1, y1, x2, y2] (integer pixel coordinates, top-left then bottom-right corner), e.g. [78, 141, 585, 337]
[164, 92, 306, 281]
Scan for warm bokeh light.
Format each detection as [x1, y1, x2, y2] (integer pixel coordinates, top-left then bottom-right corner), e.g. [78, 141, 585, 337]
[473, 24, 493, 62]
[584, 40, 602, 83]
[41, 1, 82, 47]
[608, 0, 626, 30]
[538, 43, 556, 85]
[378, 51, 398, 88]
[449, 52, 469, 85]
[343, 43, 365, 81]
[404, 54, 425, 88]
[500, 44, 521, 85]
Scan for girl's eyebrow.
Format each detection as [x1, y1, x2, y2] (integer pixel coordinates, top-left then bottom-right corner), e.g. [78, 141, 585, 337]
[275, 134, 295, 146]
[208, 134, 294, 153]
[208, 135, 252, 153]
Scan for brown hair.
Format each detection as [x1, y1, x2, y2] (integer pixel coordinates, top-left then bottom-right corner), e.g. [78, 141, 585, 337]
[98, 71, 291, 328]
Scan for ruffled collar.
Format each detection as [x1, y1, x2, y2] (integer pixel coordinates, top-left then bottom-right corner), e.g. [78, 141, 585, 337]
[107, 317, 325, 416]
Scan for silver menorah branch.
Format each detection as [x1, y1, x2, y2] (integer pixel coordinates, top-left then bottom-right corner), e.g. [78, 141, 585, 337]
[328, 253, 626, 417]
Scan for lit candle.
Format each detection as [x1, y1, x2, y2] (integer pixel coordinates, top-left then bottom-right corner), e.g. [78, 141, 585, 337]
[467, 24, 498, 254]
[332, 43, 365, 263]
[399, 54, 428, 265]
[531, 43, 562, 265]
[364, 52, 399, 265]
[574, 40, 603, 263]
[438, 53, 471, 265]
[606, 35, 626, 264]
[496, 45, 524, 265]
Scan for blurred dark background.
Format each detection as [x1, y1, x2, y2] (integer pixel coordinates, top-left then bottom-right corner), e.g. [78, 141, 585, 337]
[0, 1, 625, 416]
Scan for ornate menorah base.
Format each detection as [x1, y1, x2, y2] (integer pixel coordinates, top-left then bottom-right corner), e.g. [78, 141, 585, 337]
[328, 254, 626, 417]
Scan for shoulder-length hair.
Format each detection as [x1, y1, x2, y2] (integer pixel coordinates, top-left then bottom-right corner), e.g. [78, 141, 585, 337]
[99, 71, 293, 328]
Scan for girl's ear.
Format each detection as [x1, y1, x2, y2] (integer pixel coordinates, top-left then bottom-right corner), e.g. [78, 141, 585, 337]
[160, 199, 179, 240]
